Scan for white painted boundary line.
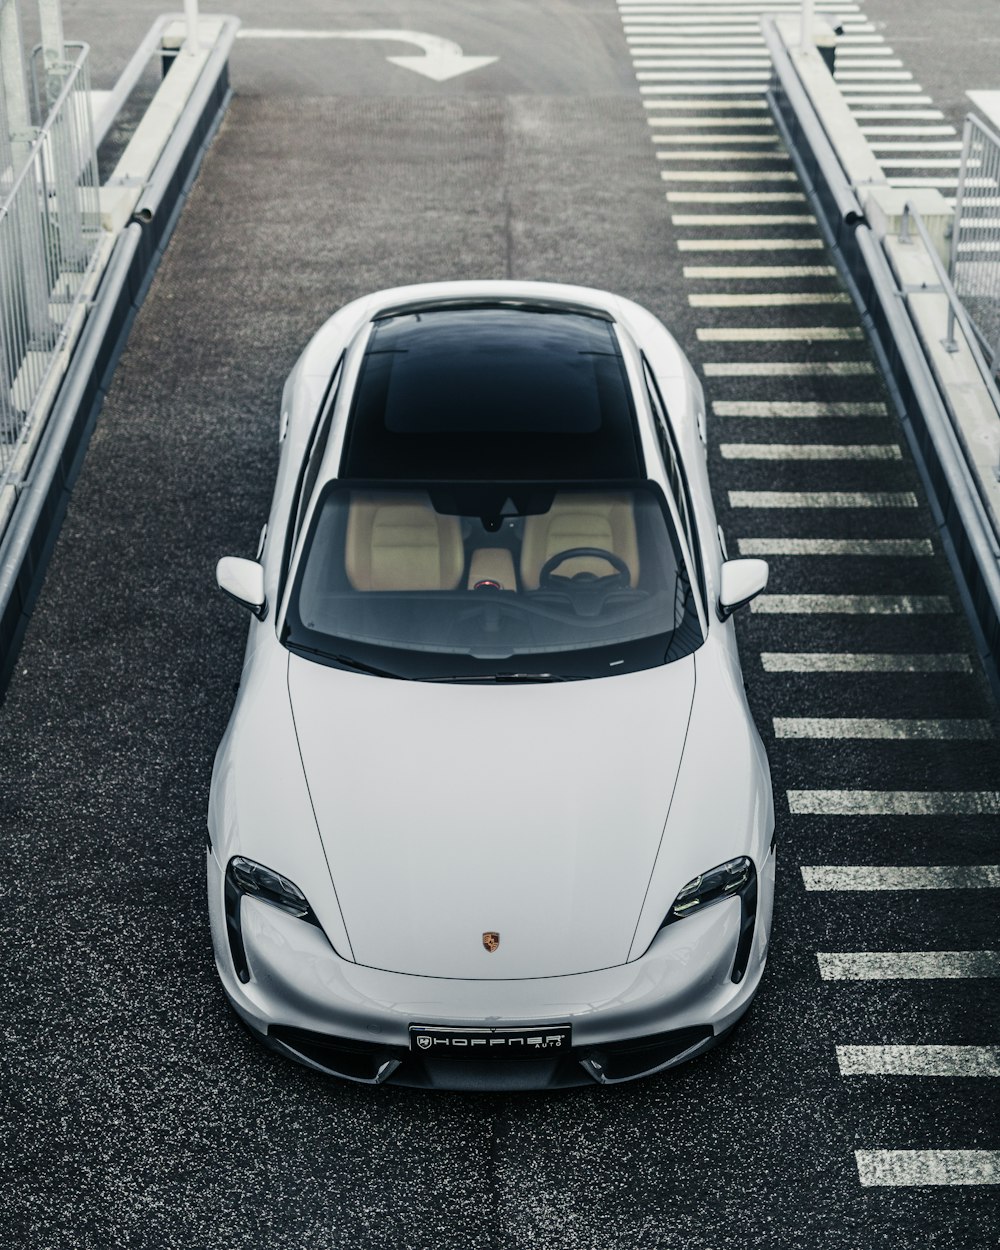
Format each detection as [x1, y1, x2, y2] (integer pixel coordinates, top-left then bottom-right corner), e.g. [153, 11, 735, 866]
[728, 490, 917, 507]
[818, 951, 1000, 978]
[856, 1151, 1000, 1186]
[754, 595, 952, 614]
[774, 717, 991, 739]
[705, 362, 876, 375]
[684, 262, 829, 275]
[838, 1046, 1000, 1076]
[742, 538, 927, 555]
[762, 652, 969, 672]
[678, 238, 827, 250]
[721, 444, 900, 460]
[690, 292, 844, 305]
[698, 326, 859, 339]
[713, 400, 884, 414]
[802, 865, 1000, 889]
[788, 790, 998, 814]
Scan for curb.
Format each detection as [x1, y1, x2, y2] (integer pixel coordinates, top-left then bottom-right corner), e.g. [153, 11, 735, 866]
[0, 23, 236, 700]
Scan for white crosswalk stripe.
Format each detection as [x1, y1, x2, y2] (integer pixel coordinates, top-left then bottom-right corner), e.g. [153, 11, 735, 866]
[856, 1152, 1000, 1186]
[802, 865, 1000, 889]
[838, 1047, 1000, 1076]
[762, 652, 969, 672]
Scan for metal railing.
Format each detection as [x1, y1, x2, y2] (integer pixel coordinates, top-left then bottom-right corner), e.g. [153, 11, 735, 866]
[902, 199, 1000, 516]
[951, 114, 1000, 379]
[0, 40, 100, 488]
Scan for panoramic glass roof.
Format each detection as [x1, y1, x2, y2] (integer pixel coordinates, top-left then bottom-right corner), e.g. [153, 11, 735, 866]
[339, 306, 642, 481]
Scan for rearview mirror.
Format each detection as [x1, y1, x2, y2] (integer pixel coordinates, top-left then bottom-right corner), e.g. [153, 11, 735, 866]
[718, 558, 768, 620]
[217, 556, 266, 619]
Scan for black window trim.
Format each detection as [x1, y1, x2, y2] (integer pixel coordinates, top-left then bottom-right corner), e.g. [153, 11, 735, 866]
[278, 353, 344, 604]
[641, 356, 709, 623]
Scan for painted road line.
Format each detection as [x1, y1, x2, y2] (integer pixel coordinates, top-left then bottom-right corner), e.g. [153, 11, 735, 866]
[840, 1048, 1000, 1077]
[643, 99, 770, 108]
[837, 59, 905, 68]
[660, 170, 799, 181]
[788, 790, 997, 814]
[839, 95, 934, 105]
[670, 192, 808, 202]
[680, 239, 827, 251]
[698, 325, 861, 338]
[851, 110, 947, 119]
[675, 213, 815, 223]
[676, 216, 817, 227]
[690, 291, 845, 305]
[818, 952, 1000, 979]
[634, 60, 771, 70]
[729, 491, 918, 507]
[774, 718, 991, 739]
[856, 1151, 1000, 1186]
[706, 362, 876, 376]
[762, 652, 969, 672]
[655, 149, 792, 159]
[632, 51, 772, 59]
[802, 865, 1000, 889]
[860, 125, 955, 135]
[869, 142, 963, 152]
[741, 538, 931, 555]
[685, 263, 832, 276]
[629, 36, 767, 44]
[752, 595, 952, 614]
[714, 400, 884, 414]
[835, 70, 912, 79]
[636, 72, 772, 81]
[642, 86, 773, 95]
[645, 98, 770, 108]
[653, 137, 783, 145]
[721, 444, 901, 460]
[647, 116, 775, 126]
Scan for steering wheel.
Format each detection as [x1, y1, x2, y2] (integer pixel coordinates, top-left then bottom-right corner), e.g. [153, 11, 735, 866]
[538, 546, 631, 589]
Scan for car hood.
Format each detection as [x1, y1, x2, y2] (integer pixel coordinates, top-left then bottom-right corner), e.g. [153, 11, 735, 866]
[287, 654, 696, 979]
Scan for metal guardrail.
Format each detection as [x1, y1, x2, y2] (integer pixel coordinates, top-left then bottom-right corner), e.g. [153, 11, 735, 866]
[902, 199, 1000, 498]
[0, 40, 101, 490]
[951, 114, 1000, 379]
[763, 16, 1000, 692]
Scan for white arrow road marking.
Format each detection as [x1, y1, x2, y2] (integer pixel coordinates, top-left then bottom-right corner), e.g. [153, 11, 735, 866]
[237, 29, 498, 82]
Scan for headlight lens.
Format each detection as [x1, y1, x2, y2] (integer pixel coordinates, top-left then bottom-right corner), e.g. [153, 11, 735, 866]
[662, 855, 758, 984]
[224, 856, 318, 983]
[230, 856, 312, 918]
[665, 856, 753, 923]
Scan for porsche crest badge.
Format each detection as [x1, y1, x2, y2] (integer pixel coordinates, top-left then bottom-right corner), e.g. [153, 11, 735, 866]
[482, 931, 500, 953]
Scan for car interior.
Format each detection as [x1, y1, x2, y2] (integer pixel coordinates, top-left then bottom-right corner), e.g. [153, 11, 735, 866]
[341, 491, 642, 597]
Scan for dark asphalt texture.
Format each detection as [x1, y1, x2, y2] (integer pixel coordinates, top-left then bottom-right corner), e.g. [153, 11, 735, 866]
[2, 1, 999, 1247]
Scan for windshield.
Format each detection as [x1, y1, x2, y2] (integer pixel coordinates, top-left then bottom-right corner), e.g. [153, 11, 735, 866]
[283, 481, 704, 680]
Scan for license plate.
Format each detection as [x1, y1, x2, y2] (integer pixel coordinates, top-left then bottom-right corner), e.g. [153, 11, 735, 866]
[409, 1024, 572, 1057]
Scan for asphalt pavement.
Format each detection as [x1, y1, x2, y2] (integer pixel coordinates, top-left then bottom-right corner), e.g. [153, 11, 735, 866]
[1, 1, 998, 1247]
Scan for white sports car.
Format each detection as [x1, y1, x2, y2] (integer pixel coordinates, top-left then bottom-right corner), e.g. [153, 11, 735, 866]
[209, 280, 774, 1089]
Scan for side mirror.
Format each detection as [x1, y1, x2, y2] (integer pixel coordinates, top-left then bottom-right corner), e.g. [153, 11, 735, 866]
[217, 556, 267, 619]
[718, 558, 768, 620]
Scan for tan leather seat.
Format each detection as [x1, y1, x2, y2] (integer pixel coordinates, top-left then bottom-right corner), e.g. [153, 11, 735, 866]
[345, 493, 464, 591]
[520, 494, 639, 590]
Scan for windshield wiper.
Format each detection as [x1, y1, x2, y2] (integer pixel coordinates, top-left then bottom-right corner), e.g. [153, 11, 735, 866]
[288, 644, 407, 680]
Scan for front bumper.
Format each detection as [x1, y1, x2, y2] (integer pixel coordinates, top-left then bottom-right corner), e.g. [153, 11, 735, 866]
[207, 846, 775, 1090]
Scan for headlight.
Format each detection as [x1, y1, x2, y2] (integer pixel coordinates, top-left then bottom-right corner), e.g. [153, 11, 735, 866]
[230, 856, 312, 918]
[666, 856, 752, 922]
[663, 856, 757, 984]
[225, 856, 318, 983]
